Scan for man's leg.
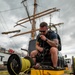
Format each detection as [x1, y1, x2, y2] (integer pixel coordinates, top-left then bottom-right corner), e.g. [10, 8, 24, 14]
[30, 50, 38, 64]
[50, 47, 58, 67]
[30, 50, 40, 68]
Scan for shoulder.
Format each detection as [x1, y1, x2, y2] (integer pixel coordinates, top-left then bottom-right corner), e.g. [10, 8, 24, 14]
[47, 30, 57, 39]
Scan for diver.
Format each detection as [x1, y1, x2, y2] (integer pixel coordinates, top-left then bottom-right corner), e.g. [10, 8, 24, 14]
[30, 22, 59, 69]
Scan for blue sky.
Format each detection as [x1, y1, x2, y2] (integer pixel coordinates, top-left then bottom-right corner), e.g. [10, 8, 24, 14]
[0, 0, 75, 58]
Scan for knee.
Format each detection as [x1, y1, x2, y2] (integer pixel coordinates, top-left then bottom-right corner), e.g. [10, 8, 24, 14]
[50, 47, 58, 54]
[30, 50, 38, 57]
[30, 51, 35, 56]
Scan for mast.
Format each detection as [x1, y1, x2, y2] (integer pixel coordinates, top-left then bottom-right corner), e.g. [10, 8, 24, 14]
[2, 0, 64, 38]
[32, 0, 37, 39]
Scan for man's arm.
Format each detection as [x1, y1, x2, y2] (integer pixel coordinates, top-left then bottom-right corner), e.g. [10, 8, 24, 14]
[36, 42, 43, 52]
[40, 35, 59, 48]
[46, 38, 59, 48]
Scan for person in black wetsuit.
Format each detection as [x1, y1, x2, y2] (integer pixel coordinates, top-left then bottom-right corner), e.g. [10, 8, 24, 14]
[30, 22, 59, 69]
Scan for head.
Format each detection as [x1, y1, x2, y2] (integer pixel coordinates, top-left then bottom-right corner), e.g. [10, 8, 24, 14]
[39, 22, 48, 35]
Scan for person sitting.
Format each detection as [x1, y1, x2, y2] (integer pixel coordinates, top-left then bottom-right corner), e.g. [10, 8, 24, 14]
[30, 22, 59, 69]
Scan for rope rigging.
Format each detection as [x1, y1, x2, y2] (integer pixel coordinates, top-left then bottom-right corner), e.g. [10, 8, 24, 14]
[0, 7, 23, 13]
[0, 12, 20, 50]
[0, 0, 64, 54]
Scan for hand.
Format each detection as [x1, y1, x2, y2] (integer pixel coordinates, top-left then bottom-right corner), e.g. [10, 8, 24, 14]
[40, 35, 46, 41]
[39, 47, 43, 52]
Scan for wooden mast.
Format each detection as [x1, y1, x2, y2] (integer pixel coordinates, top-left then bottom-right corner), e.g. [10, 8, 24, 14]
[31, 0, 37, 39]
[2, 0, 64, 38]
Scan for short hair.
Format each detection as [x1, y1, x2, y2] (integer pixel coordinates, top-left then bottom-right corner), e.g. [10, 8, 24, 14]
[40, 22, 48, 27]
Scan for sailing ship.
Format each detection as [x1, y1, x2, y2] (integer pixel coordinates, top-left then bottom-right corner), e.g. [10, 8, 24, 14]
[0, 0, 74, 75]
[2, 0, 64, 54]
[1, 0, 63, 59]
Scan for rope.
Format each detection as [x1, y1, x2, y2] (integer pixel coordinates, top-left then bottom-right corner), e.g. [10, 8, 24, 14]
[9, 57, 31, 75]
[10, 62, 18, 75]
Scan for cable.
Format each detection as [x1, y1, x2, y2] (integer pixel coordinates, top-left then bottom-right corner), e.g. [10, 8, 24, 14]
[10, 62, 18, 75]
[0, 13, 9, 31]
[0, 13, 19, 50]
[0, 7, 23, 13]
[0, 14, 6, 31]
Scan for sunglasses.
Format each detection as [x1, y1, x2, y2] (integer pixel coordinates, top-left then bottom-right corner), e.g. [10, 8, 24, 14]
[39, 30, 46, 32]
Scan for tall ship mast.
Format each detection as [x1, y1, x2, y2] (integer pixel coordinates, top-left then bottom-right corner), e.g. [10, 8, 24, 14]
[1, 0, 74, 75]
[2, 0, 63, 39]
